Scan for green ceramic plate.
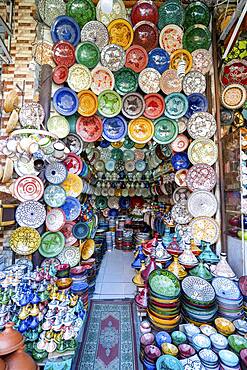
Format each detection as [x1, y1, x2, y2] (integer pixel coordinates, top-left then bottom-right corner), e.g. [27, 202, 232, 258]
[148, 270, 180, 298]
[111, 148, 123, 161]
[226, 335, 247, 353]
[153, 117, 178, 144]
[39, 231, 65, 257]
[114, 68, 138, 96]
[184, 1, 210, 29]
[123, 136, 135, 149]
[66, 0, 96, 28]
[75, 41, 100, 69]
[95, 196, 108, 210]
[183, 24, 211, 53]
[98, 90, 122, 118]
[158, 2, 184, 30]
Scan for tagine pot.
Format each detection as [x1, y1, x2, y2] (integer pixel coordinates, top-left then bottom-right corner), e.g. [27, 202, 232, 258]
[143, 233, 159, 254]
[178, 243, 198, 269]
[5, 345, 38, 370]
[210, 252, 236, 279]
[0, 322, 23, 356]
[162, 227, 173, 247]
[189, 261, 213, 281]
[132, 261, 145, 287]
[141, 255, 159, 281]
[131, 245, 146, 269]
[167, 236, 183, 256]
[199, 242, 219, 264]
[167, 256, 187, 280]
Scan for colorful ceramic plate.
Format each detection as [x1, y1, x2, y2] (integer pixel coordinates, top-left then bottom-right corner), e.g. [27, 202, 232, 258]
[188, 138, 218, 166]
[64, 133, 83, 155]
[173, 187, 191, 204]
[67, 64, 92, 92]
[33, 41, 55, 67]
[177, 117, 188, 133]
[221, 84, 247, 110]
[128, 117, 154, 144]
[52, 65, 69, 85]
[19, 103, 45, 129]
[61, 196, 81, 221]
[182, 71, 206, 96]
[14, 175, 44, 202]
[171, 134, 189, 153]
[39, 231, 65, 257]
[131, 0, 158, 25]
[160, 69, 182, 95]
[182, 276, 215, 304]
[66, 0, 96, 28]
[135, 160, 146, 172]
[61, 173, 83, 197]
[220, 59, 247, 87]
[98, 90, 122, 117]
[133, 21, 158, 52]
[171, 202, 193, 225]
[114, 67, 138, 96]
[175, 169, 188, 187]
[16, 201, 46, 229]
[187, 112, 216, 139]
[144, 93, 165, 119]
[75, 41, 100, 69]
[108, 18, 133, 50]
[38, 0, 66, 27]
[96, 0, 126, 27]
[186, 93, 208, 118]
[170, 49, 192, 75]
[165, 93, 188, 119]
[46, 208, 66, 232]
[72, 222, 89, 239]
[171, 152, 190, 170]
[188, 191, 217, 218]
[10, 227, 41, 255]
[158, 1, 184, 29]
[102, 115, 127, 142]
[52, 41, 75, 67]
[138, 68, 161, 94]
[77, 90, 98, 117]
[60, 221, 77, 246]
[45, 162, 67, 184]
[191, 49, 212, 75]
[183, 24, 211, 53]
[122, 92, 145, 119]
[91, 66, 115, 95]
[148, 48, 170, 74]
[44, 185, 66, 207]
[159, 24, 183, 54]
[57, 245, 80, 267]
[190, 216, 220, 244]
[186, 164, 216, 192]
[81, 20, 109, 50]
[153, 117, 178, 145]
[156, 355, 183, 370]
[53, 87, 79, 116]
[51, 15, 80, 46]
[125, 45, 148, 73]
[212, 278, 241, 300]
[81, 239, 95, 260]
[101, 44, 126, 72]
[47, 115, 70, 138]
[148, 269, 180, 298]
[184, 1, 210, 29]
[76, 115, 102, 142]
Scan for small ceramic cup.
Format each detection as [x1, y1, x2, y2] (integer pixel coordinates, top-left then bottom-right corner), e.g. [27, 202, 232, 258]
[53, 142, 65, 159]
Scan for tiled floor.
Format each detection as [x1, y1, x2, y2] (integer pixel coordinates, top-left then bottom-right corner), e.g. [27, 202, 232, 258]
[93, 249, 136, 299]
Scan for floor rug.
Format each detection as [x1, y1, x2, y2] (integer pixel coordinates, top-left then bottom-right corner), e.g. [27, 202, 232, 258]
[74, 299, 140, 370]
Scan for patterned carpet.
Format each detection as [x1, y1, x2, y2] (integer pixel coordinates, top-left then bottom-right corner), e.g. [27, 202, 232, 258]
[74, 299, 140, 370]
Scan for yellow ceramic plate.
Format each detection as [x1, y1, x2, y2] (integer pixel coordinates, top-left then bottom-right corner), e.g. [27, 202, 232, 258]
[161, 343, 178, 356]
[134, 143, 146, 149]
[78, 90, 98, 117]
[108, 19, 133, 50]
[215, 317, 235, 335]
[148, 310, 181, 325]
[221, 84, 247, 110]
[61, 173, 83, 197]
[67, 64, 92, 92]
[189, 216, 220, 245]
[128, 116, 154, 144]
[81, 238, 95, 260]
[10, 227, 41, 255]
[188, 138, 218, 166]
[111, 141, 124, 148]
[170, 49, 192, 75]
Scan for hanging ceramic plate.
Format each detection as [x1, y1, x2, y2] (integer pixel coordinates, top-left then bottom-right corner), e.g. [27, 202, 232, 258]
[191, 49, 212, 75]
[63, 154, 83, 175]
[187, 112, 216, 139]
[175, 170, 188, 187]
[133, 21, 158, 52]
[58, 245, 81, 267]
[96, 0, 126, 27]
[173, 187, 191, 203]
[188, 190, 217, 218]
[182, 71, 206, 96]
[76, 115, 102, 142]
[170, 49, 192, 75]
[44, 185, 66, 207]
[10, 227, 41, 255]
[75, 41, 100, 69]
[159, 24, 183, 54]
[220, 59, 247, 87]
[153, 117, 178, 145]
[38, 0, 66, 26]
[122, 92, 145, 119]
[14, 175, 44, 202]
[183, 25, 211, 53]
[182, 276, 215, 304]
[46, 208, 66, 232]
[102, 115, 127, 142]
[160, 69, 182, 95]
[53, 87, 79, 116]
[189, 216, 220, 245]
[148, 48, 170, 74]
[61, 196, 81, 221]
[188, 138, 218, 166]
[19, 103, 45, 129]
[98, 90, 122, 117]
[67, 64, 92, 92]
[170, 134, 189, 153]
[184, 1, 210, 29]
[212, 278, 241, 300]
[144, 93, 165, 120]
[171, 202, 193, 225]
[158, 1, 184, 30]
[221, 84, 247, 110]
[186, 164, 216, 192]
[61, 173, 83, 197]
[64, 133, 83, 155]
[125, 160, 135, 172]
[81, 239, 95, 260]
[125, 45, 148, 73]
[131, 0, 158, 25]
[95, 196, 108, 209]
[138, 68, 161, 94]
[81, 20, 109, 51]
[52, 41, 75, 67]
[186, 93, 208, 118]
[60, 221, 77, 246]
[114, 68, 138, 96]
[165, 93, 188, 120]
[105, 159, 116, 172]
[47, 115, 70, 138]
[66, 0, 96, 28]
[16, 201, 46, 228]
[78, 90, 98, 117]
[171, 152, 190, 170]
[135, 160, 146, 172]
[45, 162, 67, 184]
[91, 66, 115, 95]
[39, 231, 65, 257]
[33, 41, 55, 67]
[108, 19, 133, 50]
[128, 117, 154, 144]
[52, 65, 69, 85]
[51, 15, 80, 46]
[72, 222, 89, 239]
[101, 44, 126, 72]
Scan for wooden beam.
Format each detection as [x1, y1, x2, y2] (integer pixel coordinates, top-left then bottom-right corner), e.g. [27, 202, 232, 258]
[39, 64, 52, 126]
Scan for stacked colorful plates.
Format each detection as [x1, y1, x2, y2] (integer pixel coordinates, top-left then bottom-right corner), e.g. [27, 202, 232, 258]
[212, 277, 244, 321]
[199, 349, 219, 369]
[239, 276, 247, 318]
[71, 280, 89, 309]
[147, 270, 181, 331]
[181, 276, 217, 325]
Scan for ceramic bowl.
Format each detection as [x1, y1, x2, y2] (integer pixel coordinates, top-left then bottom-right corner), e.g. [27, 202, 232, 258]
[140, 333, 155, 347]
[210, 333, 228, 350]
[240, 348, 247, 368]
[228, 334, 247, 354]
[171, 331, 187, 346]
[233, 319, 247, 334]
[219, 349, 239, 367]
[161, 342, 178, 356]
[215, 317, 235, 336]
[155, 331, 172, 348]
[144, 344, 161, 361]
[178, 343, 196, 358]
[56, 264, 70, 277]
[200, 324, 217, 337]
[56, 278, 73, 290]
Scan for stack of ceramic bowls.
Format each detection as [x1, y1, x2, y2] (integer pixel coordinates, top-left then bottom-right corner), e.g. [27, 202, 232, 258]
[147, 270, 181, 331]
[140, 333, 155, 363]
[143, 344, 161, 370]
[70, 280, 89, 309]
[155, 331, 172, 350]
[70, 265, 88, 283]
[199, 349, 219, 369]
[106, 231, 113, 251]
[212, 277, 244, 321]
[228, 334, 247, 355]
[219, 349, 241, 369]
[210, 333, 228, 353]
[87, 262, 97, 297]
[191, 333, 211, 352]
[122, 229, 133, 250]
[98, 218, 109, 231]
[116, 229, 123, 250]
[134, 232, 151, 247]
[239, 276, 247, 318]
[233, 319, 247, 336]
[181, 276, 217, 325]
[178, 343, 196, 359]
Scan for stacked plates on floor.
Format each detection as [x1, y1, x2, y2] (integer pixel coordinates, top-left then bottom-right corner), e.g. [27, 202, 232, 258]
[212, 277, 244, 321]
[181, 276, 217, 325]
[71, 280, 89, 309]
[94, 228, 106, 271]
[147, 270, 181, 331]
[219, 349, 241, 370]
[116, 229, 123, 250]
[199, 348, 219, 369]
[239, 276, 247, 319]
[81, 259, 97, 299]
[191, 333, 211, 352]
[210, 333, 228, 353]
[122, 229, 133, 250]
[106, 231, 113, 251]
[134, 232, 151, 247]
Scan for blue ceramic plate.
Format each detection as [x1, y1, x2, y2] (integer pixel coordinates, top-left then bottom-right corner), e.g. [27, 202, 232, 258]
[61, 196, 81, 221]
[219, 350, 239, 367]
[102, 115, 127, 142]
[45, 162, 67, 184]
[185, 93, 208, 118]
[99, 139, 111, 148]
[53, 87, 79, 116]
[51, 15, 80, 46]
[119, 196, 130, 209]
[148, 48, 170, 74]
[212, 277, 241, 300]
[156, 355, 183, 370]
[171, 152, 190, 170]
[155, 331, 172, 348]
[72, 222, 89, 239]
[165, 93, 188, 119]
[108, 208, 119, 218]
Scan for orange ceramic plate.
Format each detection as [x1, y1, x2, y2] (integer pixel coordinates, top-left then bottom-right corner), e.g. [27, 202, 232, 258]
[128, 116, 154, 144]
[78, 90, 98, 117]
[61, 173, 83, 197]
[108, 19, 134, 50]
[81, 238, 95, 260]
[170, 49, 192, 75]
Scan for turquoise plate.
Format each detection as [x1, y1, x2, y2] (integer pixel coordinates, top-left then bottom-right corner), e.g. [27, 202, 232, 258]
[153, 117, 178, 144]
[148, 270, 180, 298]
[165, 93, 188, 120]
[156, 355, 183, 370]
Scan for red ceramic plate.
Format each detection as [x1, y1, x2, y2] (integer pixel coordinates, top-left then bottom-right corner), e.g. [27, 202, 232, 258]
[170, 134, 189, 152]
[221, 59, 247, 87]
[133, 21, 158, 52]
[60, 221, 77, 246]
[144, 93, 165, 119]
[63, 153, 83, 175]
[186, 163, 216, 192]
[52, 41, 75, 67]
[131, 1, 158, 26]
[76, 115, 103, 142]
[125, 45, 148, 73]
[52, 65, 68, 84]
